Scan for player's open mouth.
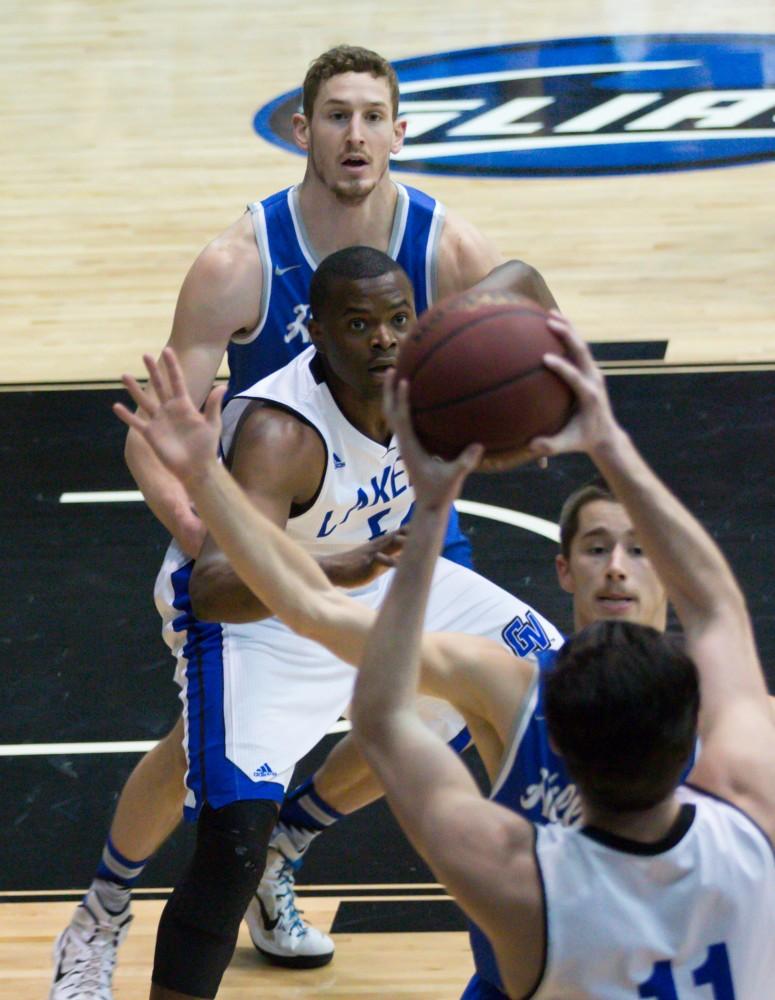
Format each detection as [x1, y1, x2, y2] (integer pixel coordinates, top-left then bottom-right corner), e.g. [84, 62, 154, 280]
[597, 595, 635, 612]
[342, 156, 368, 170]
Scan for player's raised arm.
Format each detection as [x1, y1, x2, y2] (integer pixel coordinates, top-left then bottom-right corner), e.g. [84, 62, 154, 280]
[123, 226, 260, 557]
[348, 378, 544, 996]
[528, 313, 775, 839]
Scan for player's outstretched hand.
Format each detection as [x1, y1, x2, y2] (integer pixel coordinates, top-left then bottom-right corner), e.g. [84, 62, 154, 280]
[384, 372, 483, 512]
[527, 311, 620, 460]
[113, 347, 226, 488]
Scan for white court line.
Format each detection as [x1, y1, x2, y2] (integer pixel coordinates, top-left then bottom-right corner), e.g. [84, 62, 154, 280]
[2, 720, 353, 757]
[59, 491, 560, 542]
[455, 499, 559, 542]
[31, 491, 557, 760]
[60, 490, 143, 503]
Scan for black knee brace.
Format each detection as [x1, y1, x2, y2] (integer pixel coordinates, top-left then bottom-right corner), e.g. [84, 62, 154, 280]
[152, 798, 279, 998]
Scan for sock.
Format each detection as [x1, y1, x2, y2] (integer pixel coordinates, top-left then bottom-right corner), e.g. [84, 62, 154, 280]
[273, 778, 344, 863]
[90, 835, 149, 914]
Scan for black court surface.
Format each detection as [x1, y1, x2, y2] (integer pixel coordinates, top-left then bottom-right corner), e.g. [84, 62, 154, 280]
[2, 366, 774, 933]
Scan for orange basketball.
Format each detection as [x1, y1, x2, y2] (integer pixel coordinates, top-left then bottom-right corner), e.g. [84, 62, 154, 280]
[395, 290, 573, 461]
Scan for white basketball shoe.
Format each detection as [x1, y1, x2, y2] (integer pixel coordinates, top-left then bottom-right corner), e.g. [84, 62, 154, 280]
[49, 888, 132, 999]
[246, 845, 334, 968]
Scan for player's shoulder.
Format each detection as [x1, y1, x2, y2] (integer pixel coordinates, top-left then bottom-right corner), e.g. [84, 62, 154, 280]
[233, 397, 321, 451]
[196, 212, 259, 282]
[177, 211, 261, 318]
[436, 206, 503, 296]
[227, 399, 326, 491]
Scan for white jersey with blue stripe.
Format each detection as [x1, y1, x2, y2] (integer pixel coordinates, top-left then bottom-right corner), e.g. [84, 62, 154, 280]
[464, 646, 700, 1000]
[220, 346, 414, 557]
[531, 785, 775, 999]
[226, 182, 444, 399]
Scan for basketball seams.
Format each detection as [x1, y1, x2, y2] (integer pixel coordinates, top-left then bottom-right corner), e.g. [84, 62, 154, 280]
[403, 305, 547, 381]
[412, 361, 554, 414]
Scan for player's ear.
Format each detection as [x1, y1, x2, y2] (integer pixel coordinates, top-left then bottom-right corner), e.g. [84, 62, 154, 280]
[308, 318, 325, 354]
[391, 117, 407, 155]
[293, 112, 310, 151]
[555, 553, 574, 594]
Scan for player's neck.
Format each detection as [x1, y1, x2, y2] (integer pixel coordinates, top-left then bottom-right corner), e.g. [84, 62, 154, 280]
[582, 794, 682, 844]
[296, 174, 398, 259]
[320, 366, 391, 445]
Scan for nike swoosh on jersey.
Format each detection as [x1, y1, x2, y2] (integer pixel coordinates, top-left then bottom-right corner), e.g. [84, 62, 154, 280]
[275, 264, 302, 276]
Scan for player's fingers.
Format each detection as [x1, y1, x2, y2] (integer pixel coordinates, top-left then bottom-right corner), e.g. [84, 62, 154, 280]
[162, 346, 187, 399]
[456, 442, 485, 473]
[112, 401, 145, 432]
[528, 429, 576, 457]
[382, 369, 398, 419]
[542, 352, 596, 401]
[546, 316, 596, 372]
[121, 373, 156, 415]
[145, 353, 171, 404]
[203, 384, 227, 430]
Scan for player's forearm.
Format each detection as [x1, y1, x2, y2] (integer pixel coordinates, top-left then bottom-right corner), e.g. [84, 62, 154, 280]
[125, 428, 203, 554]
[590, 426, 747, 630]
[190, 547, 380, 625]
[351, 500, 448, 739]
[181, 459, 385, 657]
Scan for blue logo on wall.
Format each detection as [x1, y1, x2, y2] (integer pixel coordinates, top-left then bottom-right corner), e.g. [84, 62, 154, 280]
[253, 34, 775, 177]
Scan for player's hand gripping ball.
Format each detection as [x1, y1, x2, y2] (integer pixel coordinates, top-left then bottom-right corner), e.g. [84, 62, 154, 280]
[394, 290, 574, 465]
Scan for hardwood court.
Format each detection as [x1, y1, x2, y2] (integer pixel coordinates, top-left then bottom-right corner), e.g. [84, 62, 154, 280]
[3, 1, 775, 997]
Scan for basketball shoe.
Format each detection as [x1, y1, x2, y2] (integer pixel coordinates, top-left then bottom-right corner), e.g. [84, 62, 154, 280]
[49, 887, 132, 999]
[245, 838, 334, 968]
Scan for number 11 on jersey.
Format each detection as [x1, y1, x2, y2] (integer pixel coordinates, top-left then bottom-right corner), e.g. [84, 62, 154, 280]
[638, 942, 735, 999]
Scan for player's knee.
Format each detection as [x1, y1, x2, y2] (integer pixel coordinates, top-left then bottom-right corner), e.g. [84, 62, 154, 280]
[152, 799, 278, 995]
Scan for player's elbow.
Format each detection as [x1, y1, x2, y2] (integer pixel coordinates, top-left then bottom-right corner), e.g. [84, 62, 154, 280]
[500, 259, 557, 309]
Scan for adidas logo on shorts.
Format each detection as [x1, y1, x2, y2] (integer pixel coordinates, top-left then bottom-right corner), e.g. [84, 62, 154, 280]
[253, 762, 278, 779]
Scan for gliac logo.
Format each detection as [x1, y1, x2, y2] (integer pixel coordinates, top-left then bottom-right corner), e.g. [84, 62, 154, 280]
[254, 34, 775, 177]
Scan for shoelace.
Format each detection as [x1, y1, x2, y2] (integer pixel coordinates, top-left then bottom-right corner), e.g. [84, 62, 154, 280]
[62, 924, 117, 991]
[274, 859, 307, 937]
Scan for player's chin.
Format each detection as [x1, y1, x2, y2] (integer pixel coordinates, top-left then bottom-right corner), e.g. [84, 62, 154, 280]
[334, 175, 378, 202]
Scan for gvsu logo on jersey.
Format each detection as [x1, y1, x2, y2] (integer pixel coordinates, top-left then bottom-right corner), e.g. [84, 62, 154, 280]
[254, 34, 775, 177]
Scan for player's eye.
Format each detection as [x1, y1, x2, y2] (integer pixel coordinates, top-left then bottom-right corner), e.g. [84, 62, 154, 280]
[630, 546, 644, 557]
[349, 318, 367, 332]
[393, 312, 410, 327]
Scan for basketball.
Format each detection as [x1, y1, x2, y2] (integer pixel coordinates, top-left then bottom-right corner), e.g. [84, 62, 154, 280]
[395, 290, 574, 463]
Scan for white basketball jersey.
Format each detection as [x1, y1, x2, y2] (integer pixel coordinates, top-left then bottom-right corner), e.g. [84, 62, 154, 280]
[221, 346, 412, 557]
[532, 785, 775, 999]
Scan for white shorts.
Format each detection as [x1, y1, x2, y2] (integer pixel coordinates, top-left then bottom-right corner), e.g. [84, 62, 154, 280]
[154, 543, 562, 818]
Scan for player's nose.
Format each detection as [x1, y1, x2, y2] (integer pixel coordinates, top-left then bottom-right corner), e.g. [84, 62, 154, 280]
[606, 544, 628, 578]
[371, 322, 396, 349]
[346, 113, 365, 144]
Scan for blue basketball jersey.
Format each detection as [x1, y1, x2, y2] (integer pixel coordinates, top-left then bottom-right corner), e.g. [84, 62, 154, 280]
[226, 182, 444, 398]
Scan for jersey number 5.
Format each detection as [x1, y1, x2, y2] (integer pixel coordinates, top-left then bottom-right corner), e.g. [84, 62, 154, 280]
[638, 942, 735, 1000]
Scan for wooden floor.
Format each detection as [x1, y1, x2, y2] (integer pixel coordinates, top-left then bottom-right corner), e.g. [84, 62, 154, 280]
[7, 899, 472, 999]
[0, 899, 473, 1000]
[4, 0, 775, 996]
